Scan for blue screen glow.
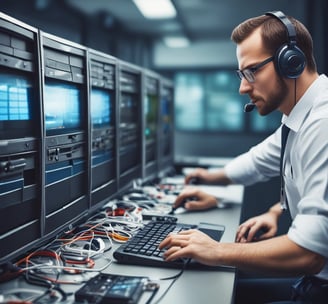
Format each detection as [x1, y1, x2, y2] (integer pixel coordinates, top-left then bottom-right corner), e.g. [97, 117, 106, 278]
[0, 74, 31, 121]
[90, 88, 111, 127]
[44, 82, 81, 132]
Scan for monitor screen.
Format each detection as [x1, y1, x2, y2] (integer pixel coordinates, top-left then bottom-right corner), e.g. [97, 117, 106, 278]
[145, 94, 158, 141]
[44, 81, 82, 135]
[174, 70, 280, 133]
[120, 93, 138, 125]
[160, 94, 171, 136]
[0, 72, 34, 139]
[91, 88, 112, 128]
[119, 92, 141, 175]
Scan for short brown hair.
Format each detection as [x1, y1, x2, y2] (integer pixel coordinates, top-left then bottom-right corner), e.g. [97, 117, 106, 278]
[231, 14, 316, 72]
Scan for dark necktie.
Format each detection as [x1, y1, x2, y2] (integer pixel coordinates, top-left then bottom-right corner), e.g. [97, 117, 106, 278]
[280, 124, 290, 210]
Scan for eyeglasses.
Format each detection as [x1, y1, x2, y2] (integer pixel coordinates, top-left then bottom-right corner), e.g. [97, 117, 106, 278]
[236, 56, 274, 83]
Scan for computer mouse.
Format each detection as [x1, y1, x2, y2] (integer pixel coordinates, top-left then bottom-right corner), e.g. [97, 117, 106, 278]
[127, 192, 150, 201]
[126, 188, 144, 194]
[170, 196, 198, 214]
[138, 201, 157, 209]
[181, 196, 198, 206]
[188, 177, 200, 185]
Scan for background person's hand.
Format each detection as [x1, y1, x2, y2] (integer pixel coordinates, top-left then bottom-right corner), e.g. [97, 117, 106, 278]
[173, 187, 218, 211]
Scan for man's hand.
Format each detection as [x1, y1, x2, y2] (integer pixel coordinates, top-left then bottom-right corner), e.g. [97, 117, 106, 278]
[159, 229, 221, 266]
[235, 204, 282, 242]
[185, 168, 212, 184]
[173, 188, 219, 211]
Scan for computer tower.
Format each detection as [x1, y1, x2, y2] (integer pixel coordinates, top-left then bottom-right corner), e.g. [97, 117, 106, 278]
[88, 49, 118, 210]
[158, 77, 175, 177]
[0, 13, 42, 262]
[40, 32, 89, 235]
[142, 70, 160, 182]
[117, 60, 143, 192]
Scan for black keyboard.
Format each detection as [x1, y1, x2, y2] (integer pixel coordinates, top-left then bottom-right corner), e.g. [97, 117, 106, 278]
[113, 220, 225, 268]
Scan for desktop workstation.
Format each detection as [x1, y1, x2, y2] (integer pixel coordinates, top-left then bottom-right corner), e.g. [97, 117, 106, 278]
[0, 12, 244, 304]
[2, 3, 328, 303]
[0, 196, 243, 304]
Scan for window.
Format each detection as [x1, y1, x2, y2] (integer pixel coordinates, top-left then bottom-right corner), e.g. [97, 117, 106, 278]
[174, 69, 281, 133]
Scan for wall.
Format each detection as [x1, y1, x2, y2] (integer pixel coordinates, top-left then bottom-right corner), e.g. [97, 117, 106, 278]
[153, 40, 237, 68]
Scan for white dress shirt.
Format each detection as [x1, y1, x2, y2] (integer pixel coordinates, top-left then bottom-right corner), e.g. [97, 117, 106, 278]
[224, 74, 328, 279]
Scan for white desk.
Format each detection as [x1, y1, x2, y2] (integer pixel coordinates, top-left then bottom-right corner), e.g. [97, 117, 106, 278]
[0, 195, 243, 304]
[146, 205, 243, 304]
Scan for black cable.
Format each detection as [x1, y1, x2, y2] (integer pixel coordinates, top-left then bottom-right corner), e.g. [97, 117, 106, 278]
[24, 271, 69, 302]
[294, 78, 297, 106]
[145, 282, 160, 304]
[150, 264, 186, 304]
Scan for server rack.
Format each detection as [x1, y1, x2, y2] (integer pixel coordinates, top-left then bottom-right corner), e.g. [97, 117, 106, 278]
[158, 77, 175, 177]
[40, 32, 89, 235]
[142, 70, 160, 182]
[88, 49, 118, 210]
[0, 13, 42, 262]
[117, 60, 143, 192]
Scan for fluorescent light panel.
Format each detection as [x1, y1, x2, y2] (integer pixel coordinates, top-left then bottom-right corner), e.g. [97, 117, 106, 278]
[163, 36, 190, 48]
[133, 0, 177, 19]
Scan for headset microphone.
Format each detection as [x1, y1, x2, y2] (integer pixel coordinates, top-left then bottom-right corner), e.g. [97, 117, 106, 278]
[244, 103, 255, 113]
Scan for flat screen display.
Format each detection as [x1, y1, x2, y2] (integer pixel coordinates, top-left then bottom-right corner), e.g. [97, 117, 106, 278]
[174, 70, 280, 133]
[0, 72, 34, 139]
[90, 88, 111, 128]
[0, 73, 31, 121]
[120, 94, 137, 125]
[160, 95, 171, 135]
[145, 94, 158, 141]
[44, 81, 81, 134]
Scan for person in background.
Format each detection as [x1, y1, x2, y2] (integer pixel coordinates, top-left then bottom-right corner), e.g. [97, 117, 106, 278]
[159, 11, 328, 303]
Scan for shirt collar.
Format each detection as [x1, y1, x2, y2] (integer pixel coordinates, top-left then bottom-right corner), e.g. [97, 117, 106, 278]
[281, 74, 327, 132]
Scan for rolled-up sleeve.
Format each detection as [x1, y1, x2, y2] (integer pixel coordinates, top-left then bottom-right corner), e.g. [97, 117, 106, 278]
[224, 151, 263, 185]
[224, 129, 281, 186]
[288, 213, 328, 258]
[287, 116, 328, 258]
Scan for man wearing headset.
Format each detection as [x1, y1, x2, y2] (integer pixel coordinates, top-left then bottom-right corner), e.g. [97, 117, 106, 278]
[159, 11, 328, 303]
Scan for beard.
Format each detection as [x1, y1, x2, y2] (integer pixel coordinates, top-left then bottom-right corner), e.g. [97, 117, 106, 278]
[257, 76, 288, 116]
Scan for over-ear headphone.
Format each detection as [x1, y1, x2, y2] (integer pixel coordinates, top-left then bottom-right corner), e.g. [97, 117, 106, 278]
[265, 11, 306, 78]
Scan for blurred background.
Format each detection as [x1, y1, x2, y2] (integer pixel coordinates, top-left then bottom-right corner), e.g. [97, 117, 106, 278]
[1, 0, 326, 162]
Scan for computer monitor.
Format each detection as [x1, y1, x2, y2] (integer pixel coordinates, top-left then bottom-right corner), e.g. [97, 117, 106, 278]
[89, 50, 117, 208]
[145, 94, 158, 144]
[44, 81, 81, 135]
[90, 88, 111, 128]
[161, 92, 171, 137]
[0, 12, 42, 263]
[173, 69, 281, 159]
[0, 72, 34, 139]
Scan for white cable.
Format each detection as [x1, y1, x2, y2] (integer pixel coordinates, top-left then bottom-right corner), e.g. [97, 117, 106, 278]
[19, 256, 113, 274]
[1, 288, 45, 302]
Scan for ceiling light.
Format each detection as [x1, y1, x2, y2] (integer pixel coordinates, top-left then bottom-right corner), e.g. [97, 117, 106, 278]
[133, 0, 177, 19]
[163, 36, 190, 48]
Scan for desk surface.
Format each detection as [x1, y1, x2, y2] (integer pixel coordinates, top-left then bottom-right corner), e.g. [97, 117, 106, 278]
[0, 195, 242, 304]
[144, 205, 242, 304]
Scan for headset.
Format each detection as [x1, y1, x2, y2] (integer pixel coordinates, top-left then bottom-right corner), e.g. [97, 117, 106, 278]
[265, 11, 306, 79]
